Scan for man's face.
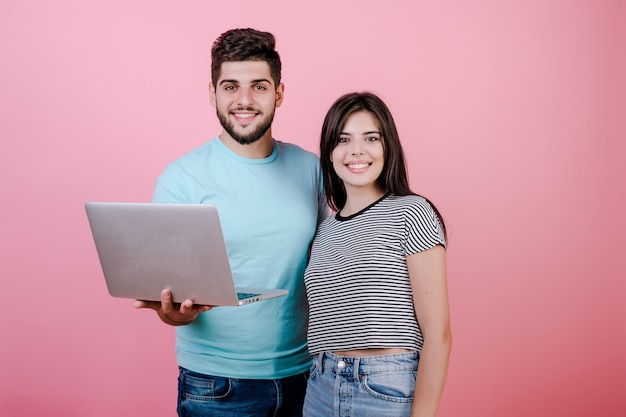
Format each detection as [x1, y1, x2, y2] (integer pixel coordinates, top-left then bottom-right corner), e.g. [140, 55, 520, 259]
[209, 61, 284, 145]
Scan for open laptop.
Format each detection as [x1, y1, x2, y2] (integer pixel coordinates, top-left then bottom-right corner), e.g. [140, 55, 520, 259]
[84, 202, 288, 306]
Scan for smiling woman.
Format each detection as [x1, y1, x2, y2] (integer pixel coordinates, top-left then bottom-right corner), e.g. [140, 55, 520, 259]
[330, 111, 385, 210]
[304, 92, 451, 417]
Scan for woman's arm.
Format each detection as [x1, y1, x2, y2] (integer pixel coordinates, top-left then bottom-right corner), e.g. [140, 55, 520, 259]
[407, 244, 452, 417]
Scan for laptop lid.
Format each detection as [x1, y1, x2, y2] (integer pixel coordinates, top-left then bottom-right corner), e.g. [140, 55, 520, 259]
[84, 202, 288, 306]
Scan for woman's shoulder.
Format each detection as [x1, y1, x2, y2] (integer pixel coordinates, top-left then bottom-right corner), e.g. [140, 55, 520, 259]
[386, 194, 432, 210]
[384, 194, 443, 226]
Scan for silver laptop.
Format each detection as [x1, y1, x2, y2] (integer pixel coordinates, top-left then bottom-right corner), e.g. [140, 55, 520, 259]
[84, 202, 288, 306]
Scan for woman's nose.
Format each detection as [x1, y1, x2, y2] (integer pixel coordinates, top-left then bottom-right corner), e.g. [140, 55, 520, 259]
[351, 142, 364, 156]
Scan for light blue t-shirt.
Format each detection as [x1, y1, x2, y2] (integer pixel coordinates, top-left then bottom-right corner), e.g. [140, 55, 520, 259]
[152, 137, 325, 379]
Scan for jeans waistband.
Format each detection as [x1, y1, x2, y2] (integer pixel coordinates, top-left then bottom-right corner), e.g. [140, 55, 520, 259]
[314, 351, 419, 379]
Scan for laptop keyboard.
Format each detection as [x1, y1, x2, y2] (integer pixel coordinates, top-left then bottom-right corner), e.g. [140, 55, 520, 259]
[237, 292, 261, 300]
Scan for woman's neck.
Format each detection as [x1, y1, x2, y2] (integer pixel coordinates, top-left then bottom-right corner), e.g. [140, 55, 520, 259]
[340, 187, 386, 217]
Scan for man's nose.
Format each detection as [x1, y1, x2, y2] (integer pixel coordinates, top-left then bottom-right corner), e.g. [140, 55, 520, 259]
[237, 87, 253, 105]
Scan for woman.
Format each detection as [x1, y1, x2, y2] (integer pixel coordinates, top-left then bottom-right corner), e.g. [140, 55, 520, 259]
[303, 92, 452, 417]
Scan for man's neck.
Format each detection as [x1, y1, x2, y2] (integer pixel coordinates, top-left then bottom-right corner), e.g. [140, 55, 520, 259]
[218, 132, 275, 159]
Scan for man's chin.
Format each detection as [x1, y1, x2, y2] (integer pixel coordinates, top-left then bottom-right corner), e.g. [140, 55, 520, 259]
[232, 136, 262, 145]
[226, 123, 274, 145]
[226, 128, 265, 145]
[218, 111, 273, 146]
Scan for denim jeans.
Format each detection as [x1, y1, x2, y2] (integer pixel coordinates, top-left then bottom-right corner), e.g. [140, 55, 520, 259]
[177, 367, 309, 417]
[303, 351, 419, 417]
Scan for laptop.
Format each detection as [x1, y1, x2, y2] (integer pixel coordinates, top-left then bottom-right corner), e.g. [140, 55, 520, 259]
[84, 202, 288, 306]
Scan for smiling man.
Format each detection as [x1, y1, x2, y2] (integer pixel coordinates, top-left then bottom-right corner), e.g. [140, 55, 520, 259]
[135, 28, 326, 417]
[212, 60, 281, 148]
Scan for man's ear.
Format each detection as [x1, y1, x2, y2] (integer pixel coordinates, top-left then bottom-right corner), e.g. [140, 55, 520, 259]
[208, 83, 216, 108]
[274, 83, 285, 108]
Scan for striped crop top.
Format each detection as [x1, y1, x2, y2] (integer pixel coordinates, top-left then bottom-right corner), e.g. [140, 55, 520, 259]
[304, 194, 446, 354]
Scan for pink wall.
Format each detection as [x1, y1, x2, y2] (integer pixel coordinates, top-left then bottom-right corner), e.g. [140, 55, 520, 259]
[1, 1, 624, 416]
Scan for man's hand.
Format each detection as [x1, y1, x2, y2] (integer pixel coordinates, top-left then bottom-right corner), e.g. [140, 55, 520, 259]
[134, 289, 213, 326]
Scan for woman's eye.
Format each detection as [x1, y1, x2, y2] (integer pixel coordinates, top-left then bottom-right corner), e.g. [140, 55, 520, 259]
[338, 137, 349, 143]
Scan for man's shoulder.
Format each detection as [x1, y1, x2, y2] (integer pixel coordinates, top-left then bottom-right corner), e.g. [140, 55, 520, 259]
[275, 140, 319, 161]
[165, 138, 218, 165]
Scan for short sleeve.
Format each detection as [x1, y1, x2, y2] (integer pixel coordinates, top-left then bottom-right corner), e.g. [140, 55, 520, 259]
[402, 197, 446, 256]
[152, 164, 191, 203]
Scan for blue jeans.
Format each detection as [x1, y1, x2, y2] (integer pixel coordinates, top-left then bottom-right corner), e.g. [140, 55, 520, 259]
[177, 367, 309, 417]
[303, 351, 419, 417]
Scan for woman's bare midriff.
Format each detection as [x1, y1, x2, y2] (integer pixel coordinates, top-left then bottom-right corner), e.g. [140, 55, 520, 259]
[332, 348, 413, 357]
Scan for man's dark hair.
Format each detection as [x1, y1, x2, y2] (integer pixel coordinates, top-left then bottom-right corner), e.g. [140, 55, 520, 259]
[211, 28, 282, 87]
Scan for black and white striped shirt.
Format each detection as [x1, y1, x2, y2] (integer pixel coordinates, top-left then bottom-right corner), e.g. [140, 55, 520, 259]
[304, 194, 446, 354]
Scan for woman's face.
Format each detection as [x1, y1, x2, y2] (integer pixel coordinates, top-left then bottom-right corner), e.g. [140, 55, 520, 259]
[330, 111, 385, 195]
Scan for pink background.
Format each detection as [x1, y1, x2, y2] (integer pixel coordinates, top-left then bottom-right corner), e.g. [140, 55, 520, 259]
[1, 1, 624, 416]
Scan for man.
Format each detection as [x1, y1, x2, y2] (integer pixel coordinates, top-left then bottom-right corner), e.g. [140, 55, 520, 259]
[135, 28, 325, 416]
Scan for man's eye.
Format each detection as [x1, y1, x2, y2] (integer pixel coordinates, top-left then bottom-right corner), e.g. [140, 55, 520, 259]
[224, 85, 236, 91]
[254, 85, 267, 91]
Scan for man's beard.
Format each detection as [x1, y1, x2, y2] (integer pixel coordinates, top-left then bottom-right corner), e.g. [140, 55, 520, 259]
[217, 107, 275, 145]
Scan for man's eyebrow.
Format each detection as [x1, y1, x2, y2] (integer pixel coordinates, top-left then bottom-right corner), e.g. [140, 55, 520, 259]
[218, 78, 272, 86]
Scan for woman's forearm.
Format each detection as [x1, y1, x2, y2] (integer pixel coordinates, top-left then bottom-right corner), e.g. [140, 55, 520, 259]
[411, 330, 453, 417]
